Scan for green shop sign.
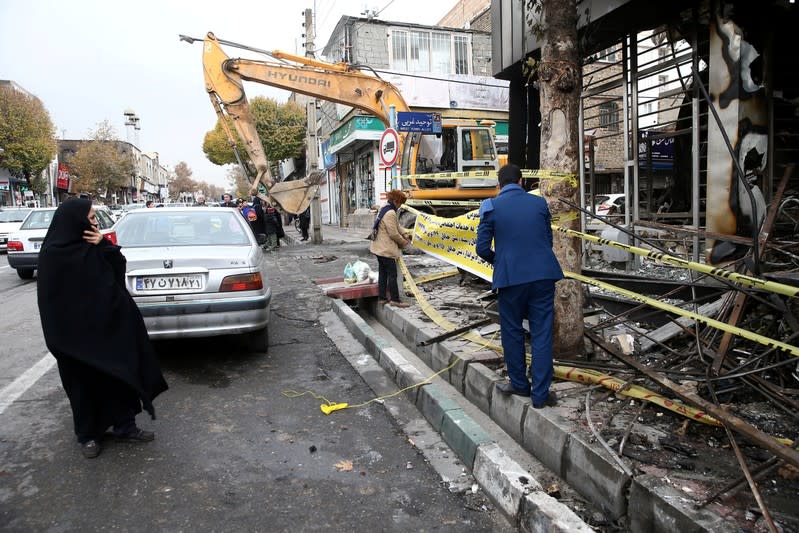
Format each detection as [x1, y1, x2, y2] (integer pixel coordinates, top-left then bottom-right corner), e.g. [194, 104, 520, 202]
[328, 116, 384, 147]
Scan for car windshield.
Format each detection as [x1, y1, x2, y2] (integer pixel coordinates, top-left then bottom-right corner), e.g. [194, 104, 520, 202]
[115, 211, 252, 247]
[0, 209, 31, 223]
[20, 209, 56, 230]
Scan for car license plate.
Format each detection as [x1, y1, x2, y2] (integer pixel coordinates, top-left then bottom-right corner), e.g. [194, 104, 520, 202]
[136, 274, 204, 291]
[34, 242, 42, 250]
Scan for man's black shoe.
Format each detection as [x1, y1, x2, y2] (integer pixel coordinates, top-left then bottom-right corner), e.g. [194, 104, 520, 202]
[80, 439, 102, 459]
[532, 391, 558, 409]
[495, 382, 530, 397]
[115, 428, 155, 442]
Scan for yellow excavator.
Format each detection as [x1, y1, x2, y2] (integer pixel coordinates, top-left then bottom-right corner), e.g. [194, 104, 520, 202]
[183, 32, 500, 215]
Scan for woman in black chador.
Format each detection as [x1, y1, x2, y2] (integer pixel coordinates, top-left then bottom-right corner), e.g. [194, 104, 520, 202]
[37, 199, 168, 459]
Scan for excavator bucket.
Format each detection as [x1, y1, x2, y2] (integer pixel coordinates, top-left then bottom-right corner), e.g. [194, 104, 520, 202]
[259, 170, 324, 214]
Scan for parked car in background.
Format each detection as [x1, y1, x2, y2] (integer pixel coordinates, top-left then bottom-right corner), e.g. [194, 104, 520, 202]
[0, 207, 32, 251]
[113, 207, 271, 351]
[6, 205, 116, 279]
[586, 193, 626, 231]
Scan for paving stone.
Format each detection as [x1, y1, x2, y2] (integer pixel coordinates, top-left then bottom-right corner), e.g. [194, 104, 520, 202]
[489, 390, 530, 442]
[522, 407, 570, 479]
[522, 491, 596, 533]
[473, 443, 541, 520]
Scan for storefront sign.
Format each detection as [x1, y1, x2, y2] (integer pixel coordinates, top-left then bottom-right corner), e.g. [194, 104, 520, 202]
[56, 163, 71, 190]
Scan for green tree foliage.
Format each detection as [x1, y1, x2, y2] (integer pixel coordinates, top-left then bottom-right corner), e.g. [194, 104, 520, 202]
[168, 161, 197, 201]
[202, 97, 306, 167]
[251, 97, 306, 162]
[202, 117, 244, 166]
[0, 85, 57, 195]
[67, 121, 134, 200]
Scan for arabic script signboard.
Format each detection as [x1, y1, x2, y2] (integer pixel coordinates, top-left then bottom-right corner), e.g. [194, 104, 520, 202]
[396, 112, 442, 133]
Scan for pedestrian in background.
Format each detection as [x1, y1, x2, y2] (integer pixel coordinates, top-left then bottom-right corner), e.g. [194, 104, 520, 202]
[193, 195, 206, 206]
[145, 200, 154, 208]
[298, 206, 310, 241]
[369, 189, 412, 308]
[262, 201, 281, 251]
[36, 199, 168, 458]
[221, 193, 237, 208]
[475, 164, 563, 409]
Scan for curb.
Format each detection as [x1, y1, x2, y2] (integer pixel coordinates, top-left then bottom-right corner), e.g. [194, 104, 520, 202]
[363, 299, 741, 532]
[331, 298, 592, 531]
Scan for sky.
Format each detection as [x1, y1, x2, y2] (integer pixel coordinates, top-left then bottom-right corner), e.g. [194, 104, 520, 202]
[0, 0, 455, 188]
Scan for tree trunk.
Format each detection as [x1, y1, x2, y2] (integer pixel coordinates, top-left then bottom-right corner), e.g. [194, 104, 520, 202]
[539, 0, 583, 357]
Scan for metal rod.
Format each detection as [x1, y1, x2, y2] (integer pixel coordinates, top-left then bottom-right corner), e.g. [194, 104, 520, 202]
[416, 317, 492, 347]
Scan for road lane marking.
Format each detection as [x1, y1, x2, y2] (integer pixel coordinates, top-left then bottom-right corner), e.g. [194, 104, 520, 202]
[0, 354, 56, 415]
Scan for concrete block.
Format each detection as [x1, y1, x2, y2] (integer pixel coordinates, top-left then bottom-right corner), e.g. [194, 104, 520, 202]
[395, 363, 427, 405]
[430, 343, 454, 376]
[522, 491, 595, 533]
[489, 390, 529, 442]
[416, 384, 461, 432]
[447, 351, 472, 393]
[440, 409, 493, 468]
[629, 475, 739, 533]
[522, 408, 570, 478]
[403, 319, 420, 347]
[562, 430, 631, 519]
[473, 443, 542, 520]
[377, 346, 405, 380]
[464, 362, 501, 416]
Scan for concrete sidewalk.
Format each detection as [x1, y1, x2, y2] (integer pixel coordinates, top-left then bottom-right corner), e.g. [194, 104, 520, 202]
[281, 223, 370, 246]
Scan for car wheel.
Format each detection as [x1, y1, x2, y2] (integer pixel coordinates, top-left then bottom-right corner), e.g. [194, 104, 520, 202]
[17, 268, 34, 280]
[245, 325, 269, 353]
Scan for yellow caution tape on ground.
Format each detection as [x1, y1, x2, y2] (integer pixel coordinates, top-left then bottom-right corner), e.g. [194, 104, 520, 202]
[557, 226, 799, 299]
[555, 365, 722, 427]
[569, 271, 799, 357]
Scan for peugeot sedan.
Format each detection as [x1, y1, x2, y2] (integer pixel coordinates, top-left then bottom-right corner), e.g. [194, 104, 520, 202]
[7, 206, 116, 279]
[113, 207, 271, 352]
[0, 207, 32, 251]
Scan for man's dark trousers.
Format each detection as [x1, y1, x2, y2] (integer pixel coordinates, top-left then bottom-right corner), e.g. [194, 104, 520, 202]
[497, 279, 556, 404]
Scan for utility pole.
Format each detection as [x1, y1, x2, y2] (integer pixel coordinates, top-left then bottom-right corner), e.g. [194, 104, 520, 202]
[304, 7, 323, 243]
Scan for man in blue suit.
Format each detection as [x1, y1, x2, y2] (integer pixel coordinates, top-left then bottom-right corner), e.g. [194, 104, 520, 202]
[476, 164, 564, 408]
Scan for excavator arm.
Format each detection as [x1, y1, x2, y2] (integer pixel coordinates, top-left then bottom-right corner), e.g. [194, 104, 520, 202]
[199, 32, 410, 213]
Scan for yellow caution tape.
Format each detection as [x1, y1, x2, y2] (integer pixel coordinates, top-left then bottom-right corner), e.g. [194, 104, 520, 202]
[406, 199, 483, 207]
[557, 225, 799, 299]
[400, 168, 577, 183]
[568, 271, 799, 357]
[555, 365, 722, 426]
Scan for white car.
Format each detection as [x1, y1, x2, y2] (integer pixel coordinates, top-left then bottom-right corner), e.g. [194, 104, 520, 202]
[0, 207, 32, 251]
[6, 206, 116, 279]
[586, 193, 626, 230]
[113, 207, 271, 351]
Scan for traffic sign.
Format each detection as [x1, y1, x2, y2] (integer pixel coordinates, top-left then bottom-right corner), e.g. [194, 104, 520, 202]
[379, 128, 400, 167]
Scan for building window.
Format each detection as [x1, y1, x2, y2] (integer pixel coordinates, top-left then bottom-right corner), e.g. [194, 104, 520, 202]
[658, 74, 669, 89]
[390, 29, 471, 74]
[657, 46, 669, 64]
[454, 35, 469, 74]
[592, 45, 618, 63]
[431, 33, 450, 73]
[599, 102, 619, 131]
[392, 30, 408, 71]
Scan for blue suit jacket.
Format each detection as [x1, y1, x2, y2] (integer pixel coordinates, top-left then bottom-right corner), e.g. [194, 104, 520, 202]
[475, 184, 564, 289]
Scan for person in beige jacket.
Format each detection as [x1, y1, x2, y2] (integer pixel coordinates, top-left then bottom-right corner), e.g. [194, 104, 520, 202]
[369, 189, 412, 308]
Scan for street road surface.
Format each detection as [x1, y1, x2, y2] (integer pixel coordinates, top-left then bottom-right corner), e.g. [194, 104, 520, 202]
[0, 246, 512, 531]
